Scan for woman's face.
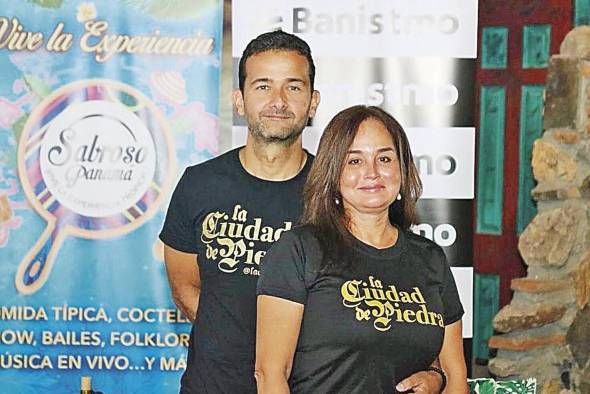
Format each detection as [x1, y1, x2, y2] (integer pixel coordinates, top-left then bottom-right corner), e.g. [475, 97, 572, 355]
[339, 118, 401, 217]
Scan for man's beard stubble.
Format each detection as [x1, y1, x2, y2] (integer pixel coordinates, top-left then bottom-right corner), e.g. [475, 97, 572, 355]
[247, 110, 308, 147]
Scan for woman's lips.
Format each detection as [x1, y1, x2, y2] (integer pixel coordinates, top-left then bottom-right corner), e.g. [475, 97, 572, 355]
[358, 185, 385, 192]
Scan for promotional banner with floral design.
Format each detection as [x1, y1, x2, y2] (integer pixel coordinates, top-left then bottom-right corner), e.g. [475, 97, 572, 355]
[0, 1, 222, 392]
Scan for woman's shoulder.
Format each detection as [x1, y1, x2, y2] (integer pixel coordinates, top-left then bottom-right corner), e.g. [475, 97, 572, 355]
[273, 224, 324, 261]
[279, 223, 316, 240]
[403, 229, 446, 260]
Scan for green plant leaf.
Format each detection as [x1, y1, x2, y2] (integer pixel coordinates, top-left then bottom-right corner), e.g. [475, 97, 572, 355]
[12, 112, 29, 144]
[23, 75, 51, 99]
[29, 0, 64, 9]
[469, 378, 496, 394]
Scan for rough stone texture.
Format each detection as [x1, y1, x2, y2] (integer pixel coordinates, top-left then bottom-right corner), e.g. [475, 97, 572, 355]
[575, 254, 590, 308]
[579, 367, 590, 393]
[488, 333, 566, 351]
[493, 303, 567, 333]
[531, 134, 590, 199]
[532, 185, 584, 201]
[488, 357, 523, 377]
[491, 347, 573, 388]
[566, 306, 590, 368]
[490, 28, 590, 393]
[560, 26, 590, 59]
[544, 57, 579, 130]
[558, 308, 581, 331]
[551, 129, 581, 145]
[511, 278, 571, 293]
[532, 140, 577, 184]
[0, 194, 11, 223]
[581, 63, 590, 139]
[539, 379, 562, 394]
[577, 140, 590, 162]
[518, 203, 583, 267]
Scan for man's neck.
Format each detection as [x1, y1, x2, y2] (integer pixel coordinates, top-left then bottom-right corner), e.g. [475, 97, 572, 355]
[239, 136, 307, 181]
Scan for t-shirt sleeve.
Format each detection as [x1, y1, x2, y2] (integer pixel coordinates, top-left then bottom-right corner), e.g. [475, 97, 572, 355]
[257, 231, 307, 305]
[438, 249, 464, 326]
[159, 168, 198, 254]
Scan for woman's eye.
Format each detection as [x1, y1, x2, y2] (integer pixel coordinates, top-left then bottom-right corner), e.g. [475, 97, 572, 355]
[348, 158, 361, 165]
[379, 156, 392, 163]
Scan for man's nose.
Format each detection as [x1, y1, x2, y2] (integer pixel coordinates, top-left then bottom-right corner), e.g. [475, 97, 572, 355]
[269, 89, 287, 109]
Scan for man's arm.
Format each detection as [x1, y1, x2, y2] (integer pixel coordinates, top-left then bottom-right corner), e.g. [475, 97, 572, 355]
[163, 244, 200, 321]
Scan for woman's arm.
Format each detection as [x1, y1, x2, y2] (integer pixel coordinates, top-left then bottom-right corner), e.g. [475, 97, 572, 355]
[395, 358, 445, 393]
[439, 320, 468, 394]
[255, 295, 304, 394]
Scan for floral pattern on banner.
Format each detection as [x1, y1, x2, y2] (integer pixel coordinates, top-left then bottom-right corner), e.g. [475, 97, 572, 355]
[0, 1, 222, 393]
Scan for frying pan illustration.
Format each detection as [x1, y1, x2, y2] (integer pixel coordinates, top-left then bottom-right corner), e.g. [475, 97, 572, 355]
[16, 79, 174, 294]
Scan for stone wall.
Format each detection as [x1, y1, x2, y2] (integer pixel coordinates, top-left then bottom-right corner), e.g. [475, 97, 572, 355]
[488, 27, 590, 394]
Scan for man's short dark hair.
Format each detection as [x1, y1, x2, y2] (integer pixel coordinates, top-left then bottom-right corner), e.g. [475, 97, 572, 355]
[238, 31, 316, 93]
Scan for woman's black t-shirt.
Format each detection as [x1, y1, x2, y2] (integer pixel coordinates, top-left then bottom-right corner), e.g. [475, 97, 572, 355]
[257, 225, 464, 394]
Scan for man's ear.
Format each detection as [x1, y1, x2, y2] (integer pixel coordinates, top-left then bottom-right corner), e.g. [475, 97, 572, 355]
[308, 90, 321, 118]
[233, 89, 245, 116]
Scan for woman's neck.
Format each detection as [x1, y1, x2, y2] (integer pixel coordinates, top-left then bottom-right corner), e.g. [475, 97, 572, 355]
[347, 210, 398, 249]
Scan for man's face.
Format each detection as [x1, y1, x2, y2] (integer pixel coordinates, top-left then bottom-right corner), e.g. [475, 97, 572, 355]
[234, 50, 320, 145]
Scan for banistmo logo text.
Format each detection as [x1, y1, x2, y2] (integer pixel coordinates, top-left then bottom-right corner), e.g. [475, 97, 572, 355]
[367, 82, 459, 107]
[291, 7, 460, 36]
[414, 154, 456, 176]
[411, 223, 457, 247]
[262, 15, 284, 32]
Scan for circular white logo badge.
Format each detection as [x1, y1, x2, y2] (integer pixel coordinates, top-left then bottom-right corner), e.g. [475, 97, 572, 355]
[39, 100, 157, 218]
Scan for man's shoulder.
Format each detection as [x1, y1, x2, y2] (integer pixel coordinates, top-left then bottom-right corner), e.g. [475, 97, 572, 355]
[183, 148, 241, 178]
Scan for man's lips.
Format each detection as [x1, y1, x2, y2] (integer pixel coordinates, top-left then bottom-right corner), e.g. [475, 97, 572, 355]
[261, 113, 293, 120]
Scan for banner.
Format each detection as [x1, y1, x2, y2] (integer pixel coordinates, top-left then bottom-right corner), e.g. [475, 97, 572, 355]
[0, 1, 222, 392]
[232, 0, 476, 338]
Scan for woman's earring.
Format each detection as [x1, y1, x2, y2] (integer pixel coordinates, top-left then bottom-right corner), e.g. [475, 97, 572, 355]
[334, 196, 340, 205]
[396, 193, 402, 201]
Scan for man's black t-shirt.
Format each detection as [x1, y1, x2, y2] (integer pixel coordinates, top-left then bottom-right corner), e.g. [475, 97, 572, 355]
[159, 148, 312, 393]
[257, 225, 464, 394]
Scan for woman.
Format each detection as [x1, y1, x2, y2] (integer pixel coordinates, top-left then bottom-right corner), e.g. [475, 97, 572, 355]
[255, 105, 468, 393]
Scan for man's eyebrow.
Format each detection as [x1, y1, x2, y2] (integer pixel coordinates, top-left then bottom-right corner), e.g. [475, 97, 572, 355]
[249, 77, 307, 85]
[286, 78, 306, 84]
[250, 77, 270, 85]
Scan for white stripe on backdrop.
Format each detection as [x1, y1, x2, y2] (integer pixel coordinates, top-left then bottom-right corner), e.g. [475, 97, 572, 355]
[231, 0, 477, 338]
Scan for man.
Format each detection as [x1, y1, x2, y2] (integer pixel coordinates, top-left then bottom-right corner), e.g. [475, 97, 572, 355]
[160, 31, 446, 393]
[160, 31, 319, 393]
